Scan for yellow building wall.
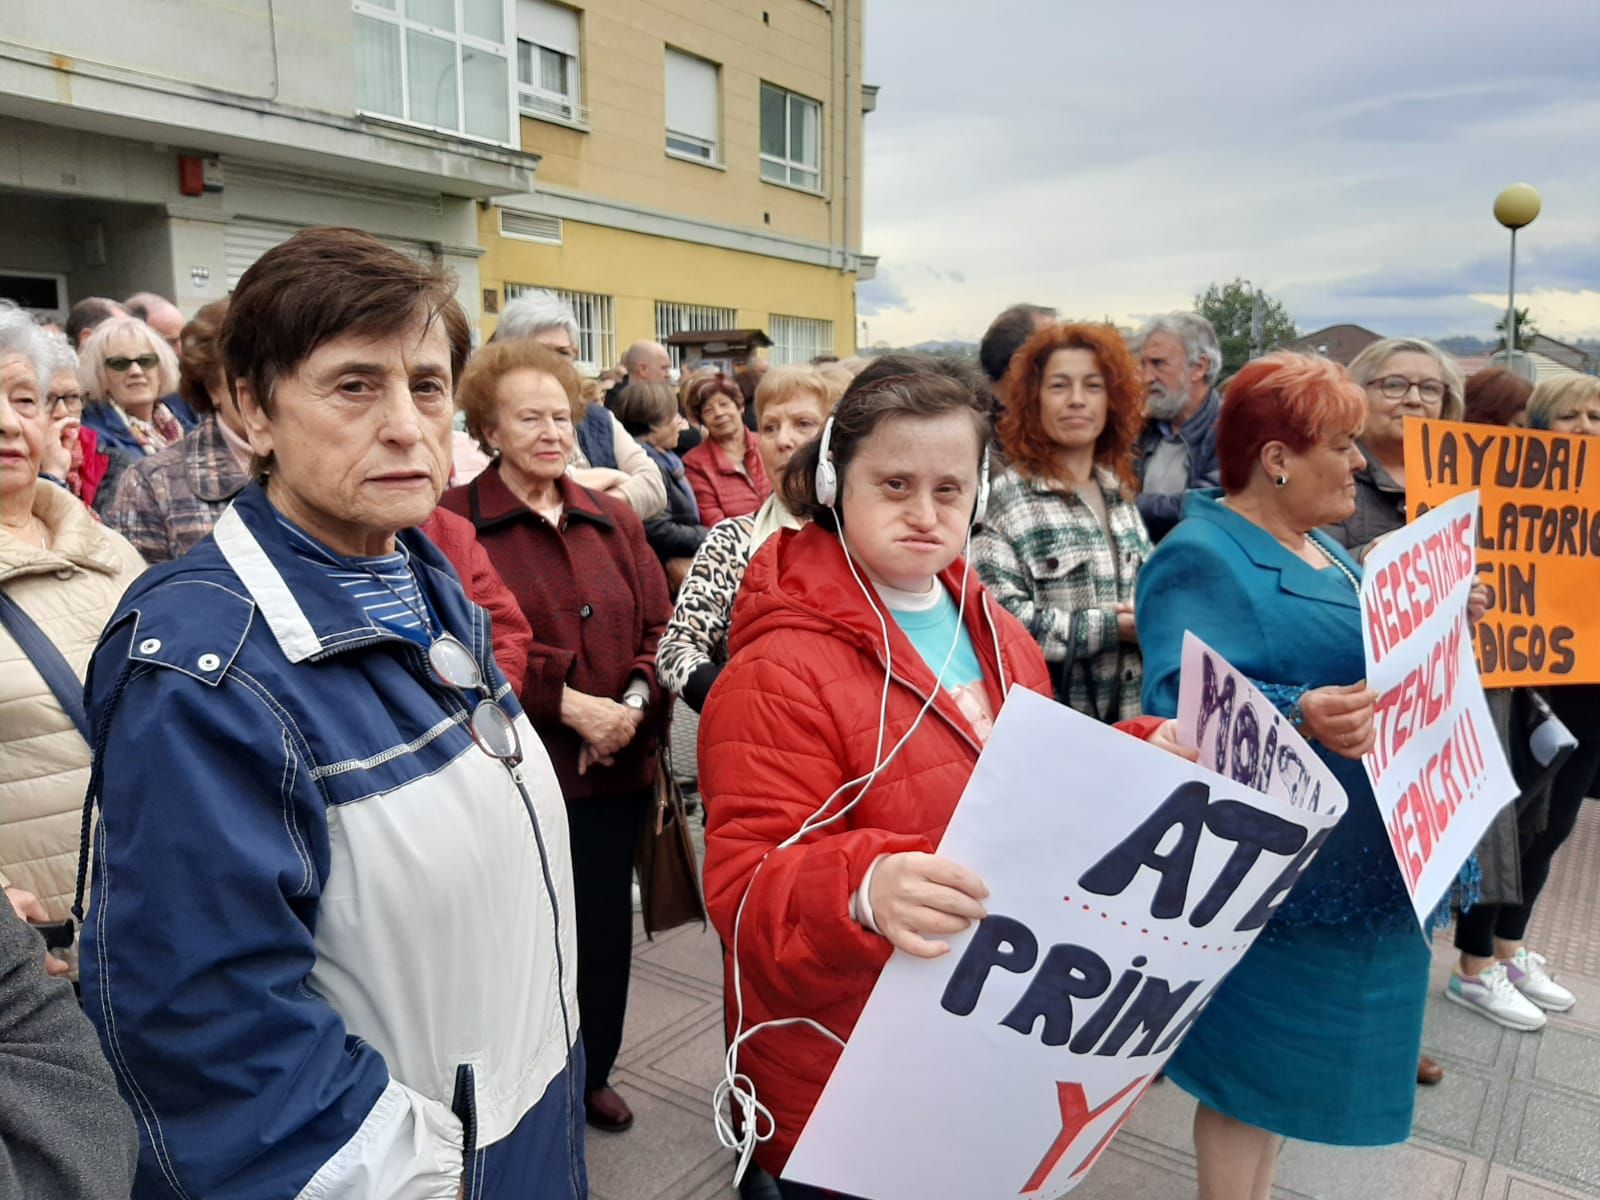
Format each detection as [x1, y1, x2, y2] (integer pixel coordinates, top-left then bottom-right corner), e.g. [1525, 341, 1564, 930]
[519, 0, 866, 255]
[479, 208, 858, 359]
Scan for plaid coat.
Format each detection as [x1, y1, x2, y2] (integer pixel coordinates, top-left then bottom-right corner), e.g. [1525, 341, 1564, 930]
[973, 464, 1153, 722]
[104, 416, 248, 564]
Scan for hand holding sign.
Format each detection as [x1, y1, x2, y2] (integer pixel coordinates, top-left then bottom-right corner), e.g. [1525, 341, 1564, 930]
[869, 852, 991, 959]
[786, 659, 1348, 1200]
[1300, 682, 1379, 759]
[1358, 490, 1519, 929]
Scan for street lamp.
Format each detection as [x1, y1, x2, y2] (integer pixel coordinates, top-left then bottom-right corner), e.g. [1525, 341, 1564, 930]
[1493, 183, 1541, 379]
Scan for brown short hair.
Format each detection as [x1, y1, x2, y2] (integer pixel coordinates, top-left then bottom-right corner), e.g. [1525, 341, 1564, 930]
[457, 339, 582, 456]
[1217, 353, 1365, 492]
[782, 369, 988, 531]
[997, 322, 1144, 491]
[1463, 368, 1533, 427]
[178, 300, 230, 415]
[221, 227, 471, 422]
[611, 380, 678, 437]
[686, 373, 743, 424]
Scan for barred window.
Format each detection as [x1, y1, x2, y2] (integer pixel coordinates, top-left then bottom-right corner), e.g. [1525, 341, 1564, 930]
[769, 314, 834, 365]
[505, 283, 616, 369]
[655, 300, 737, 368]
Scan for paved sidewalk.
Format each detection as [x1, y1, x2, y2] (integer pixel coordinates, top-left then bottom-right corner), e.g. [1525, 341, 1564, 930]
[585, 800, 1600, 1200]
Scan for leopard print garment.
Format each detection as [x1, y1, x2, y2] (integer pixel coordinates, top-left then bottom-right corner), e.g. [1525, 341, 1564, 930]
[656, 512, 757, 698]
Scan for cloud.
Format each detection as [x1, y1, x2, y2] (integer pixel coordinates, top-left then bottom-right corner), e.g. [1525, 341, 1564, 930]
[856, 0, 1600, 346]
[856, 269, 914, 318]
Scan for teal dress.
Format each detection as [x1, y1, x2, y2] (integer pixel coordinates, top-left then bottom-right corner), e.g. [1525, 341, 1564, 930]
[1136, 490, 1429, 1146]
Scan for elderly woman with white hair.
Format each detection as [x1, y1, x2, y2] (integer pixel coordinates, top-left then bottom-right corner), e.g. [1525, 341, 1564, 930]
[1324, 336, 1464, 560]
[77, 315, 190, 513]
[1133, 311, 1225, 540]
[0, 303, 146, 959]
[492, 291, 666, 519]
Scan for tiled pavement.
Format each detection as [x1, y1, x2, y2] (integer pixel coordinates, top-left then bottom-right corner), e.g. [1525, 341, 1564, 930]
[586, 798, 1600, 1200]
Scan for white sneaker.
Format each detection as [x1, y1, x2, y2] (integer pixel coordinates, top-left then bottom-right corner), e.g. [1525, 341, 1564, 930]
[1503, 947, 1576, 1013]
[1446, 962, 1547, 1031]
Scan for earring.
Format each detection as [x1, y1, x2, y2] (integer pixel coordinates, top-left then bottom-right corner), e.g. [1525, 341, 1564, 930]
[1274, 474, 1289, 488]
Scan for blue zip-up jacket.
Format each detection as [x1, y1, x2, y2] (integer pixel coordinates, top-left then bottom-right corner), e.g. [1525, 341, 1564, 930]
[78, 483, 588, 1199]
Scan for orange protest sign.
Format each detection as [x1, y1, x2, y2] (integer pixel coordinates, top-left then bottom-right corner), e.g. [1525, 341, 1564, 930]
[1405, 418, 1600, 686]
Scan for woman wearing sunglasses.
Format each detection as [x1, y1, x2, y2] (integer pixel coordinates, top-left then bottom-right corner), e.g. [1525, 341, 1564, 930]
[76, 315, 191, 515]
[442, 337, 672, 1137]
[77, 229, 587, 1200]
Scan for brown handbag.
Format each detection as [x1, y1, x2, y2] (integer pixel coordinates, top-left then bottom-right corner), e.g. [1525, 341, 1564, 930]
[635, 740, 707, 939]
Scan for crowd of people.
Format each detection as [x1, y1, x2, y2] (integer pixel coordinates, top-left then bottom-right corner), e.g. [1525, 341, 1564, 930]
[0, 227, 1597, 1200]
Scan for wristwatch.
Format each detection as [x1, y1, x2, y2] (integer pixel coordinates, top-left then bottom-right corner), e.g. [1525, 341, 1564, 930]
[623, 693, 648, 713]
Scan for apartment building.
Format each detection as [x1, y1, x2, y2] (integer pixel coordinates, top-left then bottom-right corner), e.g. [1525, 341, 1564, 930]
[479, 0, 874, 365]
[0, 1, 543, 323]
[0, 1, 873, 365]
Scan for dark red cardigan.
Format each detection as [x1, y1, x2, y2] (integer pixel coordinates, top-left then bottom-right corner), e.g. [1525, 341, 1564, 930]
[440, 465, 672, 800]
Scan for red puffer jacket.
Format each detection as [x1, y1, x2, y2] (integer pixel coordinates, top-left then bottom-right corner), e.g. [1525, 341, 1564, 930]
[699, 523, 1053, 1176]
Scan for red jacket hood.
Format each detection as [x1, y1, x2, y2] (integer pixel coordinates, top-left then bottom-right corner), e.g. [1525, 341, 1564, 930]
[729, 523, 1029, 710]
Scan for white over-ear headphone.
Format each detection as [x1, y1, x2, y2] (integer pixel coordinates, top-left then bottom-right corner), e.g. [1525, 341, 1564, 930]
[814, 414, 992, 525]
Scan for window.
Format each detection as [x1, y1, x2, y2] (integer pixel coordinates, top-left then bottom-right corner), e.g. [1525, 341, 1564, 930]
[760, 82, 822, 191]
[664, 49, 720, 164]
[515, 0, 582, 123]
[354, 0, 512, 144]
[656, 300, 737, 367]
[505, 283, 615, 369]
[770, 314, 834, 365]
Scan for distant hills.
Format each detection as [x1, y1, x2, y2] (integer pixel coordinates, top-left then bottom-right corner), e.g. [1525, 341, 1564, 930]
[1437, 334, 1600, 356]
[866, 335, 1600, 360]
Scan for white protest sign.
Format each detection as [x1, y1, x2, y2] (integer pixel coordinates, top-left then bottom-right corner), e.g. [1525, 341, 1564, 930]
[1360, 489, 1518, 929]
[1178, 632, 1348, 818]
[785, 686, 1345, 1200]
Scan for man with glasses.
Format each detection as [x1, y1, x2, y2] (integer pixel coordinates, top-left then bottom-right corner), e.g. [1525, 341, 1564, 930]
[77, 229, 588, 1200]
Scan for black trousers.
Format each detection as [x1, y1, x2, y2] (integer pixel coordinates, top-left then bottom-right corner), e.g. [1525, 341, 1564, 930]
[1456, 684, 1600, 956]
[566, 788, 648, 1093]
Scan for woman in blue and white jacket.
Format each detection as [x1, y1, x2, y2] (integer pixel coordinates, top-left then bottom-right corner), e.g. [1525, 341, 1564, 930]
[78, 228, 587, 1200]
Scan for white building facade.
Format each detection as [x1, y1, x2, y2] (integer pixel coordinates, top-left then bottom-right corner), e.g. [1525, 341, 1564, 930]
[0, 1, 541, 321]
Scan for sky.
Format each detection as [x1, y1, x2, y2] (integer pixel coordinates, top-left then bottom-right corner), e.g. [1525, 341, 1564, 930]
[856, 0, 1600, 349]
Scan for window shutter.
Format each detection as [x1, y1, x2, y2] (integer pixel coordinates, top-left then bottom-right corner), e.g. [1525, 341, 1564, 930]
[664, 49, 718, 142]
[517, 0, 578, 56]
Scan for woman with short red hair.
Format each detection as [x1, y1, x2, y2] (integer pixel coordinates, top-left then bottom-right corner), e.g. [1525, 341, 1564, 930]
[1137, 352, 1425, 1198]
[974, 322, 1152, 721]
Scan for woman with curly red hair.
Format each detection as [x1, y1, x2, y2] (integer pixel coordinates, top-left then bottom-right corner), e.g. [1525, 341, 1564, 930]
[973, 322, 1152, 721]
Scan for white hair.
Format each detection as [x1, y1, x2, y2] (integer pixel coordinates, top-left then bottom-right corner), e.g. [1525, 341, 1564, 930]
[1135, 311, 1223, 386]
[77, 315, 181, 402]
[41, 330, 78, 381]
[0, 300, 54, 388]
[494, 289, 579, 347]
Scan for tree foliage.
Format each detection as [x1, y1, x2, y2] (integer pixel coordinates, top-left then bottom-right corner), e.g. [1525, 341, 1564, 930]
[1193, 278, 1298, 376]
[1493, 306, 1538, 351]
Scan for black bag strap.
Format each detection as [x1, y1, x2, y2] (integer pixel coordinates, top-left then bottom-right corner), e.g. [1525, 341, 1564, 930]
[0, 590, 90, 740]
